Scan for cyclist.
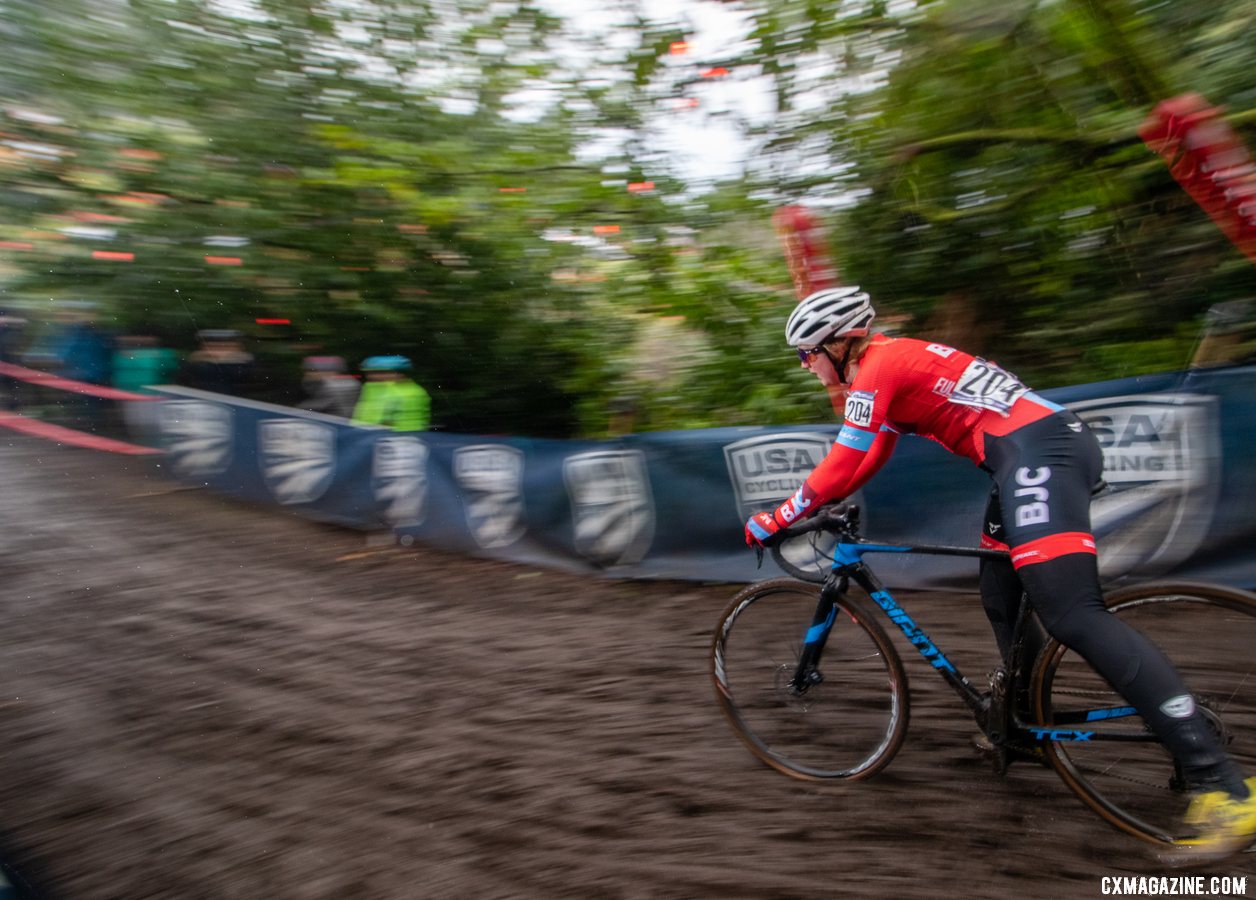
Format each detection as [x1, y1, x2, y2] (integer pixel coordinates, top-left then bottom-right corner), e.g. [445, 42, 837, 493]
[743, 285, 1256, 862]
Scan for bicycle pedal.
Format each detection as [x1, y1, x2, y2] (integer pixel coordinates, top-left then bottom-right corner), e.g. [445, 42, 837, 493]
[971, 733, 1048, 772]
[971, 734, 1010, 776]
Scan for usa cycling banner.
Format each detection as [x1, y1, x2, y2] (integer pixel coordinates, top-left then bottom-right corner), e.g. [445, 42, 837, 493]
[150, 362, 1256, 590]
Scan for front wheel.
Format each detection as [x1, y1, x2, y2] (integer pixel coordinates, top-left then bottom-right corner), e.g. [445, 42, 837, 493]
[1032, 581, 1256, 845]
[711, 578, 909, 781]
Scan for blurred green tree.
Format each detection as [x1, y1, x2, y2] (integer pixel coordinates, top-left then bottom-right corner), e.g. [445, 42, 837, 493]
[2, 0, 1253, 437]
[711, 0, 1256, 387]
[0, 0, 644, 434]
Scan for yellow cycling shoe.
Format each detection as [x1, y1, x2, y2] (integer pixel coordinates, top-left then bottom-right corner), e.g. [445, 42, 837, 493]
[1163, 777, 1256, 867]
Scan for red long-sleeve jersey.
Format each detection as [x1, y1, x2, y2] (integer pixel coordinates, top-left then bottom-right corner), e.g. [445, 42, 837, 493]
[771, 335, 1065, 526]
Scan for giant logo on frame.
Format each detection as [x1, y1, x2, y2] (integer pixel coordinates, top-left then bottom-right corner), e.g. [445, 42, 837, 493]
[371, 435, 429, 527]
[159, 400, 233, 477]
[1069, 393, 1220, 579]
[563, 450, 655, 568]
[453, 444, 527, 549]
[723, 432, 845, 577]
[257, 419, 336, 505]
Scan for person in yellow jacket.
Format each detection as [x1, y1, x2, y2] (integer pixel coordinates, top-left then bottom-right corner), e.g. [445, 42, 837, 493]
[351, 355, 430, 431]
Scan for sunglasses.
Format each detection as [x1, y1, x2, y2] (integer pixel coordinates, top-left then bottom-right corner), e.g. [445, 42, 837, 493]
[797, 345, 827, 362]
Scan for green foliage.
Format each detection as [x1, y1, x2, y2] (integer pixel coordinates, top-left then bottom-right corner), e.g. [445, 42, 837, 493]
[0, 0, 636, 435]
[723, 0, 1256, 390]
[1, 0, 1253, 438]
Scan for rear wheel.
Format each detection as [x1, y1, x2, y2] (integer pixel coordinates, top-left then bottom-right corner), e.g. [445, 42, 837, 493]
[1033, 582, 1256, 845]
[711, 578, 909, 780]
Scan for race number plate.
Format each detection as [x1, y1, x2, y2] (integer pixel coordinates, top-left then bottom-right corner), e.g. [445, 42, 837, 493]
[949, 358, 1028, 416]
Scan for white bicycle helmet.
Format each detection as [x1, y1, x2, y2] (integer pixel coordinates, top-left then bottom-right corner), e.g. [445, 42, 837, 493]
[785, 286, 875, 347]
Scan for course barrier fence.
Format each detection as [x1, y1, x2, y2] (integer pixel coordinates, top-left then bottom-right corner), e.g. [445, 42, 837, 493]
[0, 360, 161, 455]
[138, 363, 1256, 590]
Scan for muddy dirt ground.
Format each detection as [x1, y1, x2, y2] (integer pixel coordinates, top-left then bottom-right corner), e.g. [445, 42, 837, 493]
[0, 435, 1250, 899]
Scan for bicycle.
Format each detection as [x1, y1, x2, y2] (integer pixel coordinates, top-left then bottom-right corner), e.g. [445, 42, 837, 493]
[711, 502, 1256, 848]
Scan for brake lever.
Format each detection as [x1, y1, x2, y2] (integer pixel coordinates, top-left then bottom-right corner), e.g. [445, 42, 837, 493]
[754, 545, 764, 569]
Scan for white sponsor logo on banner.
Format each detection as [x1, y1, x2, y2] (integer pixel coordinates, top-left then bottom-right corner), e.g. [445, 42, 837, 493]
[724, 432, 849, 577]
[160, 400, 233, 476]
[258, 419, 336, 505]
[563, 450, 654, 567]
[724, 433, 835, 520]
[1070, 393, 1220, 579]
[454, 444, 527, 549]
[372, 436, 429, 527]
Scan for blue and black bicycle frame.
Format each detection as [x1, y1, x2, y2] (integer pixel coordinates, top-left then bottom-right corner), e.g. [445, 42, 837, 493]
[786, 511, 1149, 750]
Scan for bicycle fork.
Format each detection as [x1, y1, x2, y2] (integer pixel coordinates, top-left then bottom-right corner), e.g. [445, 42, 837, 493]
[788, 576, 847, 695]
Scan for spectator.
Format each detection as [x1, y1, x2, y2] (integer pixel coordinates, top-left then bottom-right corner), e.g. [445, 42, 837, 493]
[113, 334, 179, 444]
[113, 334, 179, 394]
[297, 355, 360, 419]
[53, 301, 115, 386]
[351, 355, 430, 431]
[47, 300, 115, 433]
[0, 308, 28, 410]
[180, 328, 257, 397]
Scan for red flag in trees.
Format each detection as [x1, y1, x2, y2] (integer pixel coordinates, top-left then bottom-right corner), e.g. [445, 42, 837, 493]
[1139, 94, 1256, 265]
[771, 205, 841, 300]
